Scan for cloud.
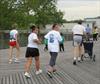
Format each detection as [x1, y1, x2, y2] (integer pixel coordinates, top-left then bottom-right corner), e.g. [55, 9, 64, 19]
[57, 0, 100, 20]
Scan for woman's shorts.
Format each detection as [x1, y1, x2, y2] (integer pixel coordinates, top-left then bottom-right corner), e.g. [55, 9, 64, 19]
[73, 35, 82, 47]
[9, 41, 16, 47]
[25, 47, 40, 58]
[93, 33, 98, 38]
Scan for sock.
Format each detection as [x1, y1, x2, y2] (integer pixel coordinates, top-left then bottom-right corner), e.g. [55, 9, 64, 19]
[74, 57, 77, 60]
[78, 57, 81, 61]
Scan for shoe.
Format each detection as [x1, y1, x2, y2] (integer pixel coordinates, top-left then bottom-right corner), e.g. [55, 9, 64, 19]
[53, 69, 57, 72]
[24, 72, 31, 78]
[81, 55, 84, 61]
[90, 56, 92, 59]
[78, 60, 81, 63]
[73, 60, 76, 65]
[36, 69, 42, 75]
[14, 59, 20, 63]
[9, 59, 13, 64]
[47, 71, 53, 78]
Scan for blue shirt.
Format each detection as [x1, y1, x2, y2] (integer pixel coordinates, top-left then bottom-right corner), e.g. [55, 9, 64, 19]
[85, 27, 91, 34]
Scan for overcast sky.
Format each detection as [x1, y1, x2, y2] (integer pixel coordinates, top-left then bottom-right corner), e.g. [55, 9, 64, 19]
[57, 0, 100, 20]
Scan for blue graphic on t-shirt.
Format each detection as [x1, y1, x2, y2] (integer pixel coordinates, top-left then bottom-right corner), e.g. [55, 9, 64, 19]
[49, 34, 54, 43]
[10, 32, 15, 40]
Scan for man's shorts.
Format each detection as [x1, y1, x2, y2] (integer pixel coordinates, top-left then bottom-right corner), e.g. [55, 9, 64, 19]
[9, 41, 16, 47]
[25, 47, 40, 58]
[73, 35, 83, 47]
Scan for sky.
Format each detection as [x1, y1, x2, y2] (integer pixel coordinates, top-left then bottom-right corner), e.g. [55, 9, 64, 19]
[57, 0, 100, 20]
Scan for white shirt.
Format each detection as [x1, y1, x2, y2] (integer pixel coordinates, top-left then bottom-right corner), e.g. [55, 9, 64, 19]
[44, 30, 62, 52]
[72, 24, 86, 35]
[27, 33, 38, 48]
[95, 29, 99, 33]
[10, 29, 18, 40]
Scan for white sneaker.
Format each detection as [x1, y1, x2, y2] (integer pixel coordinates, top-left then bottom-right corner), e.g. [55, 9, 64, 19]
[9, 59, 13, 64]
[36, 69, 42, 75]
[14, 58, 20, 63]
[24, 72, 31, 78]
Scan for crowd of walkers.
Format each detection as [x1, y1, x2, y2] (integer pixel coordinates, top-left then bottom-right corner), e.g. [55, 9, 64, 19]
[0, 22, 99, 78]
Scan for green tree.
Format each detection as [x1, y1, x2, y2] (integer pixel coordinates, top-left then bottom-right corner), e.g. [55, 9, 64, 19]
[0, 0, 66, 30]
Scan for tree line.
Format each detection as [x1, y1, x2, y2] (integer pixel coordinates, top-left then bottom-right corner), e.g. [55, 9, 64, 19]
[0, 0, 66, 30]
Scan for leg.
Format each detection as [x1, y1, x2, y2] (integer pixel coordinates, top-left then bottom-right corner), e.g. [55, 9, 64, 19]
[96, 34, 98, 41]
[25, 57, 32, 73]
[74, 46, 79, 60]
[59, 44, 62, 51]
[35, 56, 42, 75]
[46, 44, 48, 50]
[15, 43, 20, 60]
[73, 46, 79, 65]
[47, 52, 58, 78]
[78, 46, 82, 61]
[44, 45, 48, 51]
[24, 57, 32, 78]
[52, 52, 58, 71]
[62, 44, 64, 51]
[80, 45, 84, 61]
[60, 44, 62, 51]
[49, 52, 58, 72]
[9, 46, 13, 63]
[48, 52, 54, 72]
[34, 56, 40, 71]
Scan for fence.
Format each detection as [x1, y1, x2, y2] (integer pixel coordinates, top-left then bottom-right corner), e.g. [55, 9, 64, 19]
[0, 30, 73, 49]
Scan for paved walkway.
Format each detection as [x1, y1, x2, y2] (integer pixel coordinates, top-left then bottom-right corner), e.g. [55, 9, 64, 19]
[0, 40, 100, 84]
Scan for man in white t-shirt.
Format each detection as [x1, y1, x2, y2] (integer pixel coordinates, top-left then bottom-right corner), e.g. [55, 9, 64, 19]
[72, 21, 86, 65]
[24, 25, 42, 78]
[9, 25, 20, 64]
[44, 24, 62, 78]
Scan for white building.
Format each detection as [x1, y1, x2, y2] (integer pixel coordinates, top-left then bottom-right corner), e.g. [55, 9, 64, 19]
[84, 16, 100, 28]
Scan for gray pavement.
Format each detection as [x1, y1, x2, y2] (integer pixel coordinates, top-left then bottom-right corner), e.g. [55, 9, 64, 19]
[0, 40, 100, 84]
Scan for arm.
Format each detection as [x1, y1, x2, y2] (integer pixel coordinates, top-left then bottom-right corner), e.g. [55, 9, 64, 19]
[15, 33, 19, 43]
[14, 30, 19, 42]
[34, 39, 41, 44]
[44, 33, 49, 39]
[33, 34, 41, 44]
[83, 26, 86, 35]
[57, 32, 62, 42]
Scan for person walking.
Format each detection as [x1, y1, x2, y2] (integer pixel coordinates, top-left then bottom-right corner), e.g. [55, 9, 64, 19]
[9, 24, 20, 64]
[44, 24, 62, 78]
[85, 24, 92, 35]
[85, 24, 92, 40]
[72, 21, 86, 65]
[59, 33, 65, 52]
[44, 38, 48, 51]
[93, 26, 99, 41]
[24, 25, 42, 78]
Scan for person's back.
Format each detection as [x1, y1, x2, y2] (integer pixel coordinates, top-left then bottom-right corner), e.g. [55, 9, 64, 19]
[27, 33, 38, 48]
[85, 27, 91, 33]
[72, 24, 85, 35]
[10, 29, 18, 40]
[9, 25, 20, 64]
[72, 21, 85, 65]
[85, 26, 91, 34]
[45, 30, 62, 52]
[44, 24, 62, 78]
